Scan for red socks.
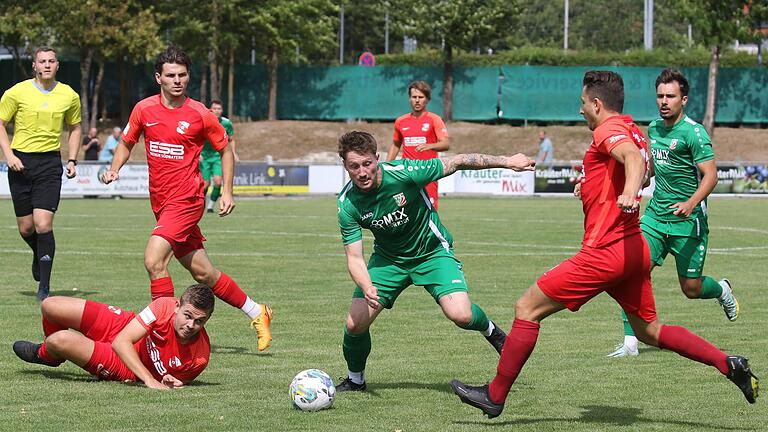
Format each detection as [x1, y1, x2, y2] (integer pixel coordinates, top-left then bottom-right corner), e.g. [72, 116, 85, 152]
[150, 277, 175, 301]
[212, 272, 247, 309]
[42, 317, 65, 337]
[37, 343, 63, 366]
[658, 325, 729, 375]
[488, 318, 540, 404]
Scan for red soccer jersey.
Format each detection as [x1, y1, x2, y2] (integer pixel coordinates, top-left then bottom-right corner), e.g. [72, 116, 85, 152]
[122, 95, 228, 212]
[393, 111, 448, 160]
[580, 115, 649, 248]
[134, 297, 210, 384]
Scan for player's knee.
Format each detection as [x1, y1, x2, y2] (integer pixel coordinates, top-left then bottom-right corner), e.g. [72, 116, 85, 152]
[680, 280, 701, 299]
[45, 331, 71, 353]
[143, 256, 166, 278]
[40, 297, 58, 317]
[514, 298, 535, 321]
[18, 225, 35, 237]
[345, 316, 368, 334]
[447, 309, 472, 327]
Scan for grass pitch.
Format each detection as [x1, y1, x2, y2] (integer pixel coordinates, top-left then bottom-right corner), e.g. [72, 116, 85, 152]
[0, 196, 765, 431]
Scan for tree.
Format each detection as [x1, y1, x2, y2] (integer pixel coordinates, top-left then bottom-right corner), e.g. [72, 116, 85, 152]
[0, 1, 48, 79]
[399, 0, 519, 120]
[677, 0, 752, 135]
[45, 0, 162, 128]
[250, 0, 337, 120]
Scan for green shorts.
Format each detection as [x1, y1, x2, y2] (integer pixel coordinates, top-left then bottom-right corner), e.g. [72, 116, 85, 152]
[199, 155, 222, 181]
[640, 214, 709, 278]
[352, 251, 469, 309]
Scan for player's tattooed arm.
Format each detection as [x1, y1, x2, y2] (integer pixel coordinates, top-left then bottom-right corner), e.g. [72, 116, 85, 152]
[440, 153, 535, 177]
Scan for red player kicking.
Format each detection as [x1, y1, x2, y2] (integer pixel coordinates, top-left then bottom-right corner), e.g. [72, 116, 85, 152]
[450, 71, 759, 418]
[102, 46, 271, 351]
[13, 284, 213, 390]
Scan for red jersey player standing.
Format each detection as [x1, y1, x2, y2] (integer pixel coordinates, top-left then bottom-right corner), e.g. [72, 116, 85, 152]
[101, 46, 272, 351]
[450, 71, 758, 418]
[12, 284, 214, 390]
[387, 81, 449, 210]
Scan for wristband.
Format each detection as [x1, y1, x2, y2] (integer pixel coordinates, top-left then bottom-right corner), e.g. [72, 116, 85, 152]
[67, 159, 77, 165]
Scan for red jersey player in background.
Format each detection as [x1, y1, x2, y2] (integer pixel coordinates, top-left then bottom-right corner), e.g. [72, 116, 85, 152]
[101, 46, 272, 351]
[450, 71, 758, 418]
[387, 81, 449, 209]
[12, 284, 213, 390]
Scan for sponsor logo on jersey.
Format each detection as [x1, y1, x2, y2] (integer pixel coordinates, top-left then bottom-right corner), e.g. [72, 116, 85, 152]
[176, 121, 190, 134]
[392, 192, 407, 207]
[145, 121, 160, 127]
[421, 123, 430, 132]
[145, 337, 168, 376]
[402, 126, 410, 131]
[403, 136, 427, 145]
[149, 141, 185, 160]
[669, 139, 678, 150]
[361, 211, 373, 221]
[608, 134, 628, 144]
[370, 208, 409, 230]
[651, 147, 670, 165]
[169, 356, 182, 368]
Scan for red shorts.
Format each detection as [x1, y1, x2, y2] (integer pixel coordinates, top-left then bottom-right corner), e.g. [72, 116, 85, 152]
[536, 233, 657, 323]
[425, 181, 438, 210]
[80, 301, 138, 381]
[152, 197, 206, 258]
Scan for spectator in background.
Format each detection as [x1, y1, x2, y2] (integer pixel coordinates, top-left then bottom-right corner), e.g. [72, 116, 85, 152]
[99, 127, 121, 163]
[536, 130, 554, 167]
[82, 127, 100, 161]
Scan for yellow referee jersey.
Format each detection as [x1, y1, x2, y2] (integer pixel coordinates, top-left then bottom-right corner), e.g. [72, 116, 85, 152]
[0, 79, 81, 153]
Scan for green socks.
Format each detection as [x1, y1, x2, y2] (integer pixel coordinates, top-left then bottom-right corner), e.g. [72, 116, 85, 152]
[461, 303, 491, 332]
[211, 185, 221, 202]
[699, 276, 723, 299]
[621, 309, 635, 337]
[343, 327, 371, 373]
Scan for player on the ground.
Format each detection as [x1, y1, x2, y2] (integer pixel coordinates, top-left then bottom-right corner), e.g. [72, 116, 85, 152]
[450, 71, 759, 418]
[335, 131, 535, 391]
[13, 284, 213, 389]
[608, 68, 738, 358]
[0, 46, 81, 301]
[200, 99, 239, 214]
[387, 81, 449, 210]
[101, 46, 272, 351]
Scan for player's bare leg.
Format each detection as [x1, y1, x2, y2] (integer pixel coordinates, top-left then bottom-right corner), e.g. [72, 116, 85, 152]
[178, 249, 272, 351]
[438, 292, 506, 354]
[144, 235, 176, 300]
[338, 298, 384, 391]
[626, 313, 758, 403]
[452, 283, 564, 418]
[13, 297, 88, 367]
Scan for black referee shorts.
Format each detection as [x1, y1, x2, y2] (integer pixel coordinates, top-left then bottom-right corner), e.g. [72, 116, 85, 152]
[8, 150, 63, 217]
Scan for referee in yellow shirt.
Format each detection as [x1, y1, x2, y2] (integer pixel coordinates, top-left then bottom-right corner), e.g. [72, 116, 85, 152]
[0, 46, 81, 301]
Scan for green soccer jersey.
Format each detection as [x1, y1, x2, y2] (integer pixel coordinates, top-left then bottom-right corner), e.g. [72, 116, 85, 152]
[201, 116, 233, 159]
[645, 115, 714, 222]
[337, 158, 452, 265]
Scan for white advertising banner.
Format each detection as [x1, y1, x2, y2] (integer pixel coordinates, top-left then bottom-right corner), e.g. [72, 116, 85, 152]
[451, 169, 535, 196]
[58, 163, 149, 196]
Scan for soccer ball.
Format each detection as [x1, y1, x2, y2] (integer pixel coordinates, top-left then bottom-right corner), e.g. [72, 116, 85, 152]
[289, 369, 336, 411]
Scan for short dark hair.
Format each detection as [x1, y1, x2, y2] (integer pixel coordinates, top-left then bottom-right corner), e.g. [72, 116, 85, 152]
[655, 68, 689, 97]
[33, 46, 56, 60]
[154, 45, 192, 75]
[338, 131, 378, 159]
[583, 70, 624, 113]
[210, 99, 223, 107]
[179, 284, 215, 316]
[408, 81, 432, 100]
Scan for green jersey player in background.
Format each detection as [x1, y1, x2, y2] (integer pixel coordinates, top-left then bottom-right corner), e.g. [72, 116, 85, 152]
[200, 100, 239, 214]
[335, 131, 535, 391]
[608, 68, 738, 358]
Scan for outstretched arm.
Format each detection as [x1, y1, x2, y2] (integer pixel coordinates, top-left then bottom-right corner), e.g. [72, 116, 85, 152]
[439, 153, 535, 178]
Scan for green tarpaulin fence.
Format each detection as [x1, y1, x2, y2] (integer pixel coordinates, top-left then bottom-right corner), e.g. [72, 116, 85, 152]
[2, 60, 766, 123]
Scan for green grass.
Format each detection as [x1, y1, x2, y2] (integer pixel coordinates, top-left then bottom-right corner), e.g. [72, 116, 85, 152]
[0, 196, 766, 431]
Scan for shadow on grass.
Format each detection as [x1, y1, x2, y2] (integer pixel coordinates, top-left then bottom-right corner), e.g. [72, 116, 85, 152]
[18, 290, 101, 298]
[454, 404, 755, 430]
[336, 381, 453, 398]
[19, 369, 221, 387]
[210, 345, 272, 357]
